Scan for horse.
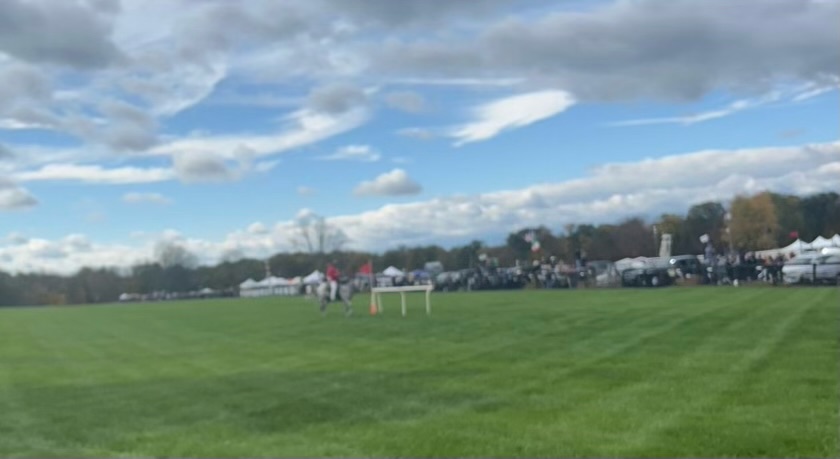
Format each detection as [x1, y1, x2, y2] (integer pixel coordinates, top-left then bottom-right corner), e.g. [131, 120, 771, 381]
[315, 279, 354, 317]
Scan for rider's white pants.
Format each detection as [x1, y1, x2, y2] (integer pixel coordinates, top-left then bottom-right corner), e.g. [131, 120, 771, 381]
[329, 280, 338, 301]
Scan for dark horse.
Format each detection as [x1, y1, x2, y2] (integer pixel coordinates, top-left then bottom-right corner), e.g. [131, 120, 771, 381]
[316, 279, 354, 317]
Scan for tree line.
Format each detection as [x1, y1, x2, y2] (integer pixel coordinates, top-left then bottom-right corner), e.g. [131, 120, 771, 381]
[1, 191, 837, 307]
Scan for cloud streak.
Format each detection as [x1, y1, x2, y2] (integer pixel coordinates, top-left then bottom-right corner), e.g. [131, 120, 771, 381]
[15, 164, 175, 184]
[354, 168, 423, 196]
[122, 192, 173, 205]
[610, 92, 783, 127]
[451, 90, 575, 145]
[321, 145, 381, 162]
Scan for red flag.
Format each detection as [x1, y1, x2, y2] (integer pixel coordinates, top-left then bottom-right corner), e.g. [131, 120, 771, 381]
[358, 261, 373, 275]
[789, 231, 799, 239]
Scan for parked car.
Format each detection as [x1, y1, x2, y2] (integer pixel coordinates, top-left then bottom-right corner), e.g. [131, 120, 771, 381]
[786, 254, 840, 285]
[782, 254, 821, 284]
[668, 255, 704, 278]
[815, 255, 840, 284]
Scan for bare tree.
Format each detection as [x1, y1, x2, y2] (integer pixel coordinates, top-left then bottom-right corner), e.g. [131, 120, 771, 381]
[154, 240, 198, 268]
[291, 212, 348, 254]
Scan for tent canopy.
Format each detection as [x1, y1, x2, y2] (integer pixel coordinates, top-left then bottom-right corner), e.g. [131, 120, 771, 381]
[382, 266, 405, 277]
[811, 235, 835, 249]
[303, 270, 323, 284]
[240, 278, 258, 289]
[257, 276, 288, 287]
[755, 234, 840, 258]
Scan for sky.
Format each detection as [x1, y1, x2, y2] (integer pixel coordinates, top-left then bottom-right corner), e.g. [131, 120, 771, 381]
[0, 0, 839, 274]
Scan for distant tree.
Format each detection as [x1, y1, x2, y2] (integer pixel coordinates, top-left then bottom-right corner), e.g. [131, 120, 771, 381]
[588, 224, 617, 260]
[613, 218, 655, 259]
[154, 241, 198, 268]
[506, 231, 532, 261]
[685, 201, 727, 251]
[290, 212, 348, 255]
[729, 192, 779, 250]
[68, 268, 124, 303]
[801, 192, 840, 240]
[131, 263, 165, 293]
[0, 271, 22, 306]
[768, 193, 804, 246]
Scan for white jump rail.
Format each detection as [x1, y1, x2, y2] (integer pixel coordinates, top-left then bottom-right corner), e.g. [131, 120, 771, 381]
[371, 285, 433, 316]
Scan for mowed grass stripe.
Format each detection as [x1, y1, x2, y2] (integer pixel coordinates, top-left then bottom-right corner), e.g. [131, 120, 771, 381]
[340, 289, 802, 456]
[560, 289, 825, 457]
[641, 290, 840, 457]
[0, 288, 837, 457]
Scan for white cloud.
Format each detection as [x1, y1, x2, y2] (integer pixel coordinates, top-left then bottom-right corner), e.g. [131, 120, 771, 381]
[122, 192, 173, 205]
[396, 127, 436, 140]
[354, 168, 422, 197]
[389, 78, 525, 87]
[0, 177, 38, 210]
[247, 222, 268, 234]
[254, 160, 280, 173]
[792, 82, 840, 102]
[150, 107, 369, 161]
[610, 90, 790, 127]
[321, 144, 381, 162]
[4, 140, 839, 274]
[63, 234, 92, 252]
[297, 186, 316, 196]
[374, 0, 840, 102]
[15, 164, 174, 184]
[384, 91, 427, 113]
[172, 152, 237, 183]
[451, 90, 575, 145]
[5, 232, 28, 245]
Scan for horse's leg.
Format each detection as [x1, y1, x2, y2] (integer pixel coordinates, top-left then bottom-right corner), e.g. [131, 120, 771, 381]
[319, 297, 328, 316]
[343, 296, 353, 317]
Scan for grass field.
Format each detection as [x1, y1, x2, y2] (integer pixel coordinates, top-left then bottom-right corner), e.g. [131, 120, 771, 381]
[0, 288, 838, 458]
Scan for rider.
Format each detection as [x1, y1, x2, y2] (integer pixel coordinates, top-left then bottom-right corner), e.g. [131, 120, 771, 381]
[326, 260, 340, 301]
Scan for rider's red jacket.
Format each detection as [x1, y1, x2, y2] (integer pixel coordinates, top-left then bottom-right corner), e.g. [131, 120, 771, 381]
[326, 265, 340, 281]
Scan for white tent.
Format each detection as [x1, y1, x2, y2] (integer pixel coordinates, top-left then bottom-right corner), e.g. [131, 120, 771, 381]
[754, 234, 840, 258]
[259, 276, 288, 286]
[382, 266, 405, 277]
[240, 276, 300, 298]
[810, 235, 835, 249]
[240, 278, 258, 289]
[303, 270, 323, 284]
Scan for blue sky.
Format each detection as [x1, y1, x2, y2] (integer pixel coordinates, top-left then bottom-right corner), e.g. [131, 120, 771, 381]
[0, 0, 838, 274]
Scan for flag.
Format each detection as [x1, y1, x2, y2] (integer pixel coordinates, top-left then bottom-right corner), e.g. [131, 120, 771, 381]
[358, 261, 373, 275]
[789, 231, 799, 239]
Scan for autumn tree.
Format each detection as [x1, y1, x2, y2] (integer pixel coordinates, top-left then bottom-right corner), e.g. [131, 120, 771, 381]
[728, 192, 779, 250]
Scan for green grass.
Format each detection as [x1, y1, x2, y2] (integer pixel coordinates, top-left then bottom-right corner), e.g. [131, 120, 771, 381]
[0, 288, 838, 458]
